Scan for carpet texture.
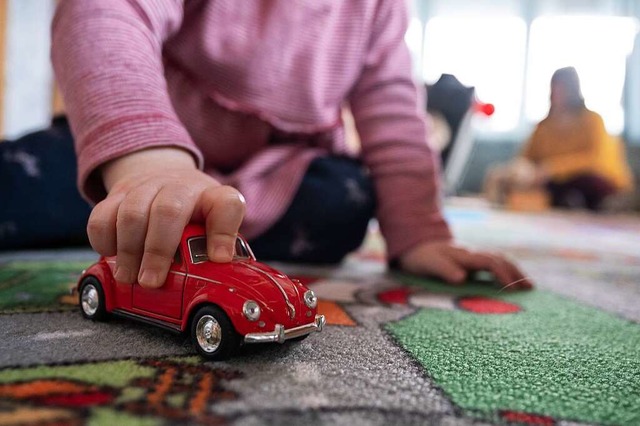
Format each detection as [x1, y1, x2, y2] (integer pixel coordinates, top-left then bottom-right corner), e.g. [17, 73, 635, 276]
[386, 280, 640, 425]
[1, 199, 639, 426]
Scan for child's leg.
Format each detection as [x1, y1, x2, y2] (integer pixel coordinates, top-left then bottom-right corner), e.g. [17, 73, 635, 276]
[0, 117, 91, 250]
[249, 156, 375, 263]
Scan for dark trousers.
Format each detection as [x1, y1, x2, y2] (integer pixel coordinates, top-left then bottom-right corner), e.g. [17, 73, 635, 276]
[547, 174, 617, 211]
[250, 156, 376, 263]
[0, 119, 375, 262]
[0, 117, 92, 249]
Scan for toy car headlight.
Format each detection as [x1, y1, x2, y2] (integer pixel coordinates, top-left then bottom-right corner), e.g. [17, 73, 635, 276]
[243, 300, 261, 321]
[303, 290, 318, 309]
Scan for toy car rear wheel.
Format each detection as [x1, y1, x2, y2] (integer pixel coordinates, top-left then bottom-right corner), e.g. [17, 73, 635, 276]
[190, 305, 240, 361]
[79, 277, 107, 321]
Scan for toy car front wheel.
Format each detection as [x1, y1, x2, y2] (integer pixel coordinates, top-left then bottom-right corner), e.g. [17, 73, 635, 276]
[79, 277, 107, 321]
[190, 305, 240, 360]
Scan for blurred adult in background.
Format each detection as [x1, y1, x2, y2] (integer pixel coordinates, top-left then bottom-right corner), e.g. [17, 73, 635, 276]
[485, 66, 634, 211]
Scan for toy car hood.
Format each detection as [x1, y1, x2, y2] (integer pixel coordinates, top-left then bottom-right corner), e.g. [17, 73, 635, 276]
[217, 260, 304, 319]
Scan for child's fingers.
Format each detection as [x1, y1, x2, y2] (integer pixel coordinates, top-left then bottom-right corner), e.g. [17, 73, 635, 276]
[430, 255, 467, 284]
[502, 260, 534, 290]
[115, 185, 160, 284]
[450, 248, 532, 290]
[199, 185, 246, 263]
[86, 193, 124, 257]
[495, 257, 532, 290]
[449, 248, 513, 287]
[137, 184, 198, 288]
[403, 252, 466, 284]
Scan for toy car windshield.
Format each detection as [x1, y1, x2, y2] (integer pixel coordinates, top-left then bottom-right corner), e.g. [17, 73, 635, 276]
[187, 235, 256, 264]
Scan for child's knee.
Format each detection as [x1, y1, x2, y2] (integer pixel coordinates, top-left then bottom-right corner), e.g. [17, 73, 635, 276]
[300, 156, 375, 225]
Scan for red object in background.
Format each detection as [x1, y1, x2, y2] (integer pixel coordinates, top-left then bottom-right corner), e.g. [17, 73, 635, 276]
[474, 100, 495, 116]
[77, 224, 325, 360]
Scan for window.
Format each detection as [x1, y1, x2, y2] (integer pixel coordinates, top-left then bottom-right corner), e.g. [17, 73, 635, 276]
[234, 238, 254, 261]
[187, 236, 255, 263]
[422, 16, 527, 133]
[525, 16, 638, 134]
[405, 17, 424, 78]
[188, 237, 208, 264]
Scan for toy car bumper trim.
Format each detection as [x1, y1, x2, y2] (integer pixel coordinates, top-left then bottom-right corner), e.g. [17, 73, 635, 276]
[244, 315, 325, 344]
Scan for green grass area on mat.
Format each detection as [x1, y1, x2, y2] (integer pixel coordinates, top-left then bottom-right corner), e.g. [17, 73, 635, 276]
[0, 261, 91, 312]
[0, 359, 156, 388]
[88, 408, 161, 426]
[386, 282, 640, 425]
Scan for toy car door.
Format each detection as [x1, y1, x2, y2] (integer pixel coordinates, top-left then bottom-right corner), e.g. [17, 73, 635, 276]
[131, 250, 187, 320]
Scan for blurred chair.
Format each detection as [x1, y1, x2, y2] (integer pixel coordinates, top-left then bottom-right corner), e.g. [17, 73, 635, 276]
[426, 74, 494, 195]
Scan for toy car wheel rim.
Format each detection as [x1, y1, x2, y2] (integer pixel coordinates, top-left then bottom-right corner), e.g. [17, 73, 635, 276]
[196, 315, 222, 353]
[81, 284, 99, 316]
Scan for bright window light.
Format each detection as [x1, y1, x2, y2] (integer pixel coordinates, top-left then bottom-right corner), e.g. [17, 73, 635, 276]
[423, 16, 527, 132]
[405, 17, 424, 79]
[526, 16, 639, 134]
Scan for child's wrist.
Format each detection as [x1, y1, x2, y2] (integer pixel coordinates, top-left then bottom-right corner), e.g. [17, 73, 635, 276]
[102, 147, 197, 191]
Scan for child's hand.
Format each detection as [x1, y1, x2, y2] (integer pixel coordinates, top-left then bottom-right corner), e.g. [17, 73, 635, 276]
[398, 241, 533, 290]
[87, 148, 245, 289]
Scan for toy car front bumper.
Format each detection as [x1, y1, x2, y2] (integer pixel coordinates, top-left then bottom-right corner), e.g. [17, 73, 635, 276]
[244, 315, 325, 344]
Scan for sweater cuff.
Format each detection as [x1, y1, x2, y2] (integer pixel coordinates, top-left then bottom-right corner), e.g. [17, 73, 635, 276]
[76, 115, 203, 203]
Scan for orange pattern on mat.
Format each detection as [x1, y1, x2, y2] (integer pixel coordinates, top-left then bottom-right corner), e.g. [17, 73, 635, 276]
[189, 370, 212, 416]
[318, 300, 356, 326]
[0, 380, 95, 399]
[0, 406, 78, 426]
[147, 367, 176, 407]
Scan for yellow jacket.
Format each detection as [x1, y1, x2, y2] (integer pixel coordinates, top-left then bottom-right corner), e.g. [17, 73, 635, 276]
[521, 109, 634, 191]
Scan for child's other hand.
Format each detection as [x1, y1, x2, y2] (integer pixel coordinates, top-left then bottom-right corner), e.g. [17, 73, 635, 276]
[398, 241, 533, 291]
[87, 148, 245, 289]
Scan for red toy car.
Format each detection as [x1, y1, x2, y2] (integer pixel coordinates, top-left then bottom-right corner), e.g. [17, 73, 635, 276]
[77, 224, 325, 360]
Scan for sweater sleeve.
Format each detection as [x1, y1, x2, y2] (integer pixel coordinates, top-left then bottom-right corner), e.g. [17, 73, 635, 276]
[51, 0, 203, 203]
[348, 0, 452, 260]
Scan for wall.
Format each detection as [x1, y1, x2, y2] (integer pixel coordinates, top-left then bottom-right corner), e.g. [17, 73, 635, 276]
[2, 0, 56, 139]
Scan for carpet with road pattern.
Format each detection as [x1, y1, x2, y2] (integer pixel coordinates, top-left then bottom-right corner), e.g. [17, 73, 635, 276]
[1, 201, 639, 426]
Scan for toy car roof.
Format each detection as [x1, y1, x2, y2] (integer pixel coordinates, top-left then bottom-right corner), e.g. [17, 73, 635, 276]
[182, 223, 247, 242]
[183, 223, 207, 239]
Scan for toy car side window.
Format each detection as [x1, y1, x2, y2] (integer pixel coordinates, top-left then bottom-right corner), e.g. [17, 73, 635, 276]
[234, 238, 252, 260]
[188, 237, 208, 264]
[173, 249, 182, 265]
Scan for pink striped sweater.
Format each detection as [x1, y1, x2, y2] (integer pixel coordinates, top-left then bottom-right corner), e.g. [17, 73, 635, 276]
[51, 0, 452, 259]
